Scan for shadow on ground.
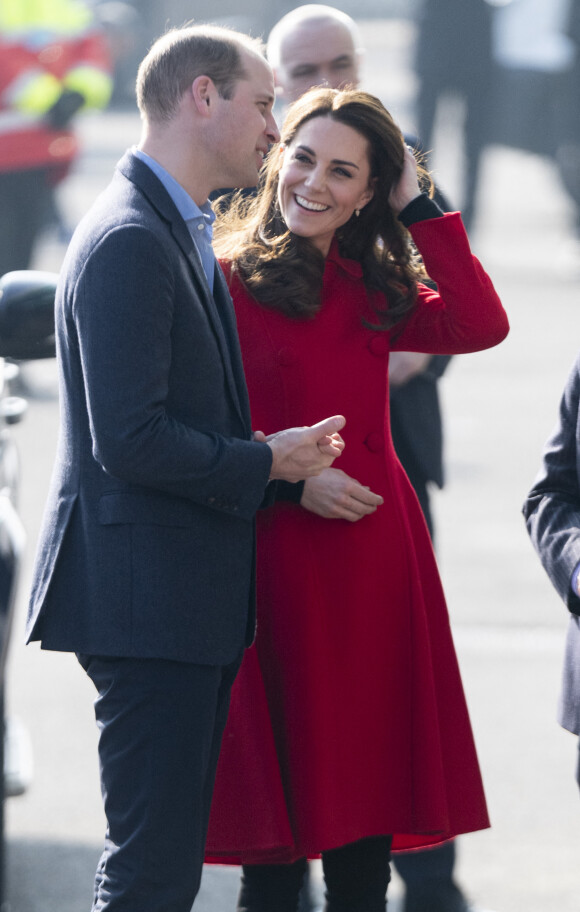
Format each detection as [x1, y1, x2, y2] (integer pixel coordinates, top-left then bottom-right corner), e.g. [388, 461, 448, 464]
[6, 838, 100, 912]
[4, 838, 245, 912]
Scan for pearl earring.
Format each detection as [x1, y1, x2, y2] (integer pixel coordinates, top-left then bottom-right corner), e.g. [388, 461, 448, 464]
[355, 208, 361, 217]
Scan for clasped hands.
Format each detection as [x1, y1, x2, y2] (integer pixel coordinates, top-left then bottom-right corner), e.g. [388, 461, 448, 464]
[255, 416, 383, 522]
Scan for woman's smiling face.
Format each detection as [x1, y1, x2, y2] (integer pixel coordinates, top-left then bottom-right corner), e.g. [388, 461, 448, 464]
[277, 115, 374, 256]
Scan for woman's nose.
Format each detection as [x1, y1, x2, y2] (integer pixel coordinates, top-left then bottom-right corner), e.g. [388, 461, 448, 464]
[305, 167, 325, 191]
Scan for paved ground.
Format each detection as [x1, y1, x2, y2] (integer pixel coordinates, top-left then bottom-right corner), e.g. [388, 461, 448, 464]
[3, 16, 580, 912]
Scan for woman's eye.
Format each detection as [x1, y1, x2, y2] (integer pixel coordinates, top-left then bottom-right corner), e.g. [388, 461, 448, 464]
[335, 168, 352, 178]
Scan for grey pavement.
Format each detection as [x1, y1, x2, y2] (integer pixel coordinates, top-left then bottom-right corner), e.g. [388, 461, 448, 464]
[3, 16, 580, 912]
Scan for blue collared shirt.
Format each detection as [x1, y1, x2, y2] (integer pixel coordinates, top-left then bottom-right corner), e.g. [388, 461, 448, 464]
[133, 147, 216, 292]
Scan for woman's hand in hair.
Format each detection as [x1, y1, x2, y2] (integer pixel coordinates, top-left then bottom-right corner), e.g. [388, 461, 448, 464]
[388, 146, 422, 215]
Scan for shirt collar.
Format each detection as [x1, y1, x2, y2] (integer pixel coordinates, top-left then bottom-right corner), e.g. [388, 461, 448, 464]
[133, 147, 215, 227]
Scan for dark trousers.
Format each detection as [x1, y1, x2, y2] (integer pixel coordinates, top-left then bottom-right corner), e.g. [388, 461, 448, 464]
[237, 835, 392, 912]
[395, 841, 468, 912]
[78, 652, 242, 912]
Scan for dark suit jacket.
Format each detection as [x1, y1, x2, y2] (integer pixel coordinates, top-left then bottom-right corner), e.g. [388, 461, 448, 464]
[26, 150, 272, 666]
[523, 352, 580, 734]
[390, 354, 451, 489]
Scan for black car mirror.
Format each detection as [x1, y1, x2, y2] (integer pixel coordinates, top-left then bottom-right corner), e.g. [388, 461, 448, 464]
[0, 271, 57, 361]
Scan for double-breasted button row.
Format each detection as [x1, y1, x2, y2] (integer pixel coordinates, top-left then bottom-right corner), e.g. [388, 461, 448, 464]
[277, 337, 389, 365]
[364, 336, 388, 453]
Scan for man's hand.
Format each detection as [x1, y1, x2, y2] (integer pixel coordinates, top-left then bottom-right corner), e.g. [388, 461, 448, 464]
[255, 415, 346, 483]
[300, 467, 383, 522]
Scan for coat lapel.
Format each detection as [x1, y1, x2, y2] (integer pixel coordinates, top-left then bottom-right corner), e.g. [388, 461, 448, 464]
[118, 151, 250, 433]
[169, 218, 250, 432]
[212, 264, 252, 426]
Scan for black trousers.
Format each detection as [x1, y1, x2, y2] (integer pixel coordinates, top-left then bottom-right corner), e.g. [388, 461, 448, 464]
[78, 652, 242, 912]
[395, 841, 468, 912]
[237, 835, 392, 912]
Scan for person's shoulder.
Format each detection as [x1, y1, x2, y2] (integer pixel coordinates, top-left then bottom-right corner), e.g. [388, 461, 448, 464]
[561, 352, 580, 414]
[78, 172, 154, 239]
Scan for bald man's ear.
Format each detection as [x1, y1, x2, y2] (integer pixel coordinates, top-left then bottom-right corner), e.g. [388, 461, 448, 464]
[272, 68, 288, 102]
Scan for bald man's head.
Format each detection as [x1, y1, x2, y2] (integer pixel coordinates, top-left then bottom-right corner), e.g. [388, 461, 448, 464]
[267, 4, 363, 103]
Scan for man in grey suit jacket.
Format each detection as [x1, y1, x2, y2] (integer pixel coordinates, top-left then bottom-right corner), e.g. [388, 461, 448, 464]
[524, 351, 580, 789]
[26, 25, 345, 912]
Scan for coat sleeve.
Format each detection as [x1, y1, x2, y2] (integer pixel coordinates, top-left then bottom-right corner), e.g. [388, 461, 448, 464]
[68, 222, 272, 521]
[523, 354, 580, 615]
[392, 212, 509, 354]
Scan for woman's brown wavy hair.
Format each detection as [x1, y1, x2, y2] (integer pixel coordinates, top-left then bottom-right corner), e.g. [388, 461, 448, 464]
[214, 87, 430, 330]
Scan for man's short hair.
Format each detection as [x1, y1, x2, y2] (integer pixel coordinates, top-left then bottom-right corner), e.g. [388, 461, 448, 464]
[267, 4, 362, 69]
[137, 24, 264, 123]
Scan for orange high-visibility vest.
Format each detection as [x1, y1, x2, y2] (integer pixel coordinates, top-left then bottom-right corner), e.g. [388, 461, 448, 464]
[0, 0, 112, 173]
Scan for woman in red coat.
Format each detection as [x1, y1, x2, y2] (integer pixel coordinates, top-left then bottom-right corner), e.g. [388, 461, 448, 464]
[205, 88, 509, 912]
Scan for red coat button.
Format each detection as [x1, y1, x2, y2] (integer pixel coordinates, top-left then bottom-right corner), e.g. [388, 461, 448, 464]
[364, 432, 384, 452]
[367, 335, 389, 357]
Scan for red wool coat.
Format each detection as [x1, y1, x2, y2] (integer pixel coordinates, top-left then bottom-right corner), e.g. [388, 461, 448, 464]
[205, 212, 509, 864]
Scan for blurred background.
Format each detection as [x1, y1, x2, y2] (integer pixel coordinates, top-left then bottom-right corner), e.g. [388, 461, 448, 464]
[3, 1, 580, 911]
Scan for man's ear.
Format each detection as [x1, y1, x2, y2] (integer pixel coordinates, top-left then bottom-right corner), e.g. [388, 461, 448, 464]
[191, 75, 215, 115]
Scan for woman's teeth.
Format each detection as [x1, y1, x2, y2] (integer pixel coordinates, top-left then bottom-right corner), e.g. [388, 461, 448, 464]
[295, 195, 329, 212]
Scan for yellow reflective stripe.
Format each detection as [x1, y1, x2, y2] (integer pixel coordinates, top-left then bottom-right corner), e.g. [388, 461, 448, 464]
[0, 0, 92, 33]
[63, 66, 112, 109]
[10, 71, 62, 114]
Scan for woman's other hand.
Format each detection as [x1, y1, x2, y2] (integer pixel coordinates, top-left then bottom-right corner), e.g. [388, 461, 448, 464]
[301, 467, 383, 522]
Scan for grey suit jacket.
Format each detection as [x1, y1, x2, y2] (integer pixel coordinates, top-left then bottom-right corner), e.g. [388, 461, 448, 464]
[26, 150, 272, 666]
[523, 351, 580, 734]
